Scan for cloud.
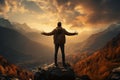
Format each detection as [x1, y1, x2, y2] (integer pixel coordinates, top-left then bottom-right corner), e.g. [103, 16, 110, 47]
[52, 0, 86, 27]
[0, 0, 44, 16]
[0, 0, 10, 15]
[0, 0, 5, 6]
[81, 0, 120, 24]
[54, 0, 120, 27]
[0, 0, 28, 16]
[1, 0, 120, 29]
[21, 0, 44, 13]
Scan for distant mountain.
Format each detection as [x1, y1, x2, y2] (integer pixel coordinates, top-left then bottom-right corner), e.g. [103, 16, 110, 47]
[0, 18, 13, 28]
[0, 55, 33, 79]
[0, 18, 40, 34]
[74, 33, 120, 80]
[11, 19, 51, 46]
[74, 23, 120, 54]
[0, 26, 53, 67]
[0, 18, 32, 32]
[12, 22, 33, 32]
[0, 27, 51, 63]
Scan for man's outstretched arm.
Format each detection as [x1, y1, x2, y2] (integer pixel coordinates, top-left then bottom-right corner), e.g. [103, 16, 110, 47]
[64, 29, 78, 36]
[41, 30, 55, 36]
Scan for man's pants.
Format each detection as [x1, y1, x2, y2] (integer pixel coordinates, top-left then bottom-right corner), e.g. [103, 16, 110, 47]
[54, 44, 65, 66]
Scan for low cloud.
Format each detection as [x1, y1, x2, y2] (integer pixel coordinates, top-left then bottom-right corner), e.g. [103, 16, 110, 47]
[21, 0, 44, 13]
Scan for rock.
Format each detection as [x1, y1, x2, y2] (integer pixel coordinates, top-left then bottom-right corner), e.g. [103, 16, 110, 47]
[79, 75, 91, 80]
[0, 74, 11, 80]
[47, 67, 75, 80]
[34, 67, 46, 80]
[34, 63, 76, 80]
[106, 67, 120, 80]
[75, 75, 91, 80]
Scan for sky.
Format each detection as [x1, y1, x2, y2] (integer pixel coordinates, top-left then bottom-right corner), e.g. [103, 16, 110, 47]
[0, 0, 120, 33]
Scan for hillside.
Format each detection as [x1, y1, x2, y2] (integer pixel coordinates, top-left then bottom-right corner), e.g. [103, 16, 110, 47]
[0, 18, 13, 28]
[0, 55, 33, 79]
[0, 26, 53, 67]
[12, 22, 32, 32]
[74, 33, 120, 80]
[74, 24, 120, 54]
[12, 22, 53, 47]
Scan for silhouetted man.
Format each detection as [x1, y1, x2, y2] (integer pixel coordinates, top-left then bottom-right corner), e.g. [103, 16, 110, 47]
[41, 22, 78, 67]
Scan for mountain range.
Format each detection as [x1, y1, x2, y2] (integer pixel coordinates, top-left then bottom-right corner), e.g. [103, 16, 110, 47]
[73, 23, 120, 54]
[67, 23, 120, 65]
[0, 18, 53, 68]
[11, 19, 52, 47]
[74, 32, 120, 80]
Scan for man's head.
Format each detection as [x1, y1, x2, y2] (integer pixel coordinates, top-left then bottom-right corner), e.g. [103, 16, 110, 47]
[57, 22, 62, 27]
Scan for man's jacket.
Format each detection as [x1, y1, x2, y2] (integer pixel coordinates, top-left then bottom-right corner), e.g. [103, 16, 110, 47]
[43, 27, 76, 44]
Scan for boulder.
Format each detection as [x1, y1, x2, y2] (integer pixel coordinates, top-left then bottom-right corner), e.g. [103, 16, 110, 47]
[47, 67, 75, 80]
[106, 67, 120, 80]
[0, 74, 11, 80]
[34, 63, 76, 80]
[75, 75, 91, 80]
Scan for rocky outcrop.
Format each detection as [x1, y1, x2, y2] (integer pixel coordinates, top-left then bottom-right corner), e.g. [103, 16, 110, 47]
[34, 63, 75, 80]
[106, 67, 120, 80]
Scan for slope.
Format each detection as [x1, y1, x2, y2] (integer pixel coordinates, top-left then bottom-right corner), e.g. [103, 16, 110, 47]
[74, 24, 120, 54]
[0, 55, 33, 79]
[74, 33, 120, 80]
[0, 26, 53, 66]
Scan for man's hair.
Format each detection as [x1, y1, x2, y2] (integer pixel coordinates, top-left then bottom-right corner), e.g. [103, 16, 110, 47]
[57, 22, 61, 27]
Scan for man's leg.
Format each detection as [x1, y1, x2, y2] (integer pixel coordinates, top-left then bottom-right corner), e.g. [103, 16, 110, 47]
[60, 44, 66, 66]
[54, 44, 59, 66]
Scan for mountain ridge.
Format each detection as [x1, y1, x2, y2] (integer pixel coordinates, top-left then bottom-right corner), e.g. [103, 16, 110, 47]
[74, 23, 120, 54]
[0, 25, 53, 68]
[74, 33, 120, 80]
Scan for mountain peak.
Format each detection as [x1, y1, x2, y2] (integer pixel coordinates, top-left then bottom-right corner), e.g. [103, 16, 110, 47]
[12, 22, 32, 32]
[23, 23, 27, 26]
[107, 23, 120, 31]
[0, 18, 13, 28]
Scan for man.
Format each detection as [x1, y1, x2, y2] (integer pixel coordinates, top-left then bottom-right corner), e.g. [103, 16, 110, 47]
[41, 22, 78, 67]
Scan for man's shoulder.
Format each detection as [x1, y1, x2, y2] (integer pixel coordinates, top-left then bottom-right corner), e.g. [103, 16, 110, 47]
[61, 27, 67, 29]
[62, 28, 67, 32]
[56, 27, 65, 30]
[54, 27, 66, 32]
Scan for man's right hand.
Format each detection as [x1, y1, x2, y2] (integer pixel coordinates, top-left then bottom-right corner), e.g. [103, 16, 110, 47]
[75, 32, 78, 35]
[41, 32, 45, 35]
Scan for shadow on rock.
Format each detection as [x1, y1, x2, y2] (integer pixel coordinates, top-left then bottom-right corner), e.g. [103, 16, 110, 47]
[34, 63, 75, 80]
[106, 67, 120, 80]
[76, 75, 91, 80]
